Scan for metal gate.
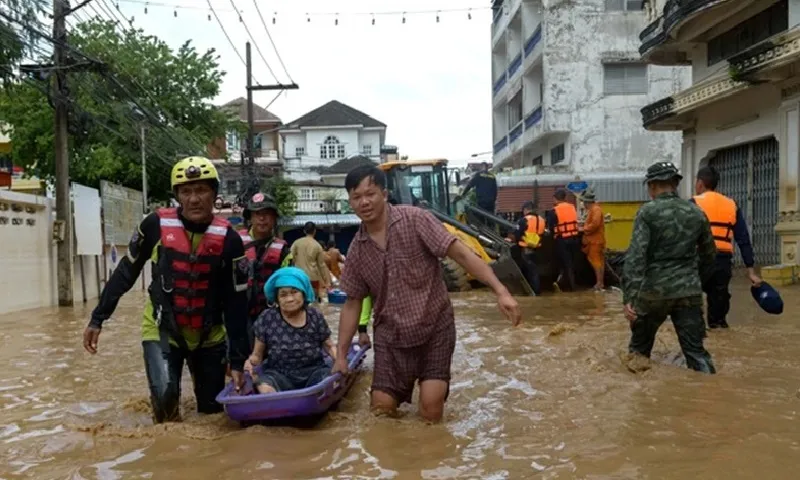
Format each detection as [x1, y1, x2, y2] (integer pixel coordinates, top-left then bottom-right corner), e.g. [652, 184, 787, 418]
[708, 138, 779, 266]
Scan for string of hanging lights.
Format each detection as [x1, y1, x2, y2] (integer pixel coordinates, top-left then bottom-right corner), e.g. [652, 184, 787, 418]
[113, 0, 487, 24]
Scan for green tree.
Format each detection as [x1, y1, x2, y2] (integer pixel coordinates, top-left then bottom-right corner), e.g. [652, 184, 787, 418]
[0, 19, 234, 200]
[0, 0, 46, 86]
[262, 175, 297, 218]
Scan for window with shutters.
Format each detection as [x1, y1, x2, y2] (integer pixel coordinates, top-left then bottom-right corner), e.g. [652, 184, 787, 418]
[605, 0, 644, 11]
[603, 63, 648, 95]
[531, 155, 543, 166]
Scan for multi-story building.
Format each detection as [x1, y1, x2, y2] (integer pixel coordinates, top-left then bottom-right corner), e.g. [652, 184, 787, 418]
[280, 100, 386, 213]
[638, 0, 794, 266]
[208, 97, 283, 200]
[489, 0, 690, 194]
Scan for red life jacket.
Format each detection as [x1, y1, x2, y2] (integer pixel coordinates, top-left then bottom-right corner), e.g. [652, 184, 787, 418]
[157, 208, 229, 330]
[239, 230, 286, 316]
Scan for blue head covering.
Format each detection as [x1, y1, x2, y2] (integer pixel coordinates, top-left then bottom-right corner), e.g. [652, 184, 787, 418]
[750, 281, 783, 315]
[264, 267, 316, 304]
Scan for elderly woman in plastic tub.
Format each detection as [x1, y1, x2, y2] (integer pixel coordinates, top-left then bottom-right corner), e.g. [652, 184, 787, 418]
[244, 267, 337, 394]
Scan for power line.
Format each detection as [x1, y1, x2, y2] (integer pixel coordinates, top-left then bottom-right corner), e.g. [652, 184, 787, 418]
[114, 0, 488, 19]
[205, 0, 248, 76]
[228, 0, 277, 83]
[251, 0, 292, 84]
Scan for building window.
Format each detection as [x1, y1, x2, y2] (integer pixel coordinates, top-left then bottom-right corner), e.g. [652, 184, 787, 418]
[225, 130, 239, 151]
[320, 135, 346, 160]
[603, 63, 648, 95]
[362, 144, 372, 155]
[551, 144, 565, 164]
[605, 0, 644, 11]
[707, 0, 787, 66]
[295, 147, 305, 157]
[508, 90, 523, 126]
[532, 155, 543, 166]
[225, 179, 238, 195]
[299, 188, 317, 201]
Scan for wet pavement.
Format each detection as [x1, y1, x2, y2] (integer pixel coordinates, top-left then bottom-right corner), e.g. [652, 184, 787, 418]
[1, 278, 799, 479]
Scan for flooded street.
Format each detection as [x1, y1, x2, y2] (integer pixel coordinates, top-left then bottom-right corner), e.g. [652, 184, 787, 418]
[2, 279, 800, 479]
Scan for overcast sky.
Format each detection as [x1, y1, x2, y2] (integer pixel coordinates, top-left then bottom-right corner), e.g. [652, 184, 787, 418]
[107, 0, 493, 166]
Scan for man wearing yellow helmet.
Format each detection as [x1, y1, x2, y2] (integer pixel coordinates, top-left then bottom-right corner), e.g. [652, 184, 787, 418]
[82, 156, 250, 423]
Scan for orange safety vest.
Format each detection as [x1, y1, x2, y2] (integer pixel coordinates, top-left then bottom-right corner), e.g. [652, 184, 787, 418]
[553, 202, 579, 238]
[157, 208, 229, 330]
[518, 214, 546, 248]
[693, 191, 736, 253]
[239, 231, 286, 316]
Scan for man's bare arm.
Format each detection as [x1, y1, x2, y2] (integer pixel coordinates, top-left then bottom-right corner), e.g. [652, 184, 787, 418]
[446, 240, 508, 295]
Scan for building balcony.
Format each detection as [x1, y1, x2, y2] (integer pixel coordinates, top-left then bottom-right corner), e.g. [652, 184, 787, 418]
[508, 53, 523, 80]
[493, 135, 508, 155]
[493, 71, 509, 103]
[641, 26, 800, 130]
[522, 25, 543, 72]
[639, 0, 745, 65]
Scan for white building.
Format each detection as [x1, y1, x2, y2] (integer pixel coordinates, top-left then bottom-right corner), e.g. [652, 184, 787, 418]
[490, 0, 690, 176]
[638, 0, 795, 266]
[280, 100, 386, 213]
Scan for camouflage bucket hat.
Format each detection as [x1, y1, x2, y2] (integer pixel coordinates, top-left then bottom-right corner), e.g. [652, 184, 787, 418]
[245, 192, 279, 217]
[644, 162, 683, 184]
[581, 189, 596, 202]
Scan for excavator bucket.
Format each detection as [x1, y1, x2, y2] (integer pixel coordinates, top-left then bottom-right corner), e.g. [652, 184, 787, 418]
[490, 254, 535, 296]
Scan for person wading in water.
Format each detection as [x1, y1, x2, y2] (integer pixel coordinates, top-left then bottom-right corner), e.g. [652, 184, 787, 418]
[333, 164, 521, 423]
[83, 156, 250, 422]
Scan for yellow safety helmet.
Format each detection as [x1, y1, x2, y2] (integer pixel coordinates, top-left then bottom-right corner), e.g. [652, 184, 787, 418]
[171, 156, 220, 190]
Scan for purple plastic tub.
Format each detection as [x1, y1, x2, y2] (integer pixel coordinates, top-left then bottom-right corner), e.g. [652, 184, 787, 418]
[215, 342, 369, 422]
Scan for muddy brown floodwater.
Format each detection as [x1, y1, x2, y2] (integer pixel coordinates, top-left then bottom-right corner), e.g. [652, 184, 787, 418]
[1, 279, 800, 479]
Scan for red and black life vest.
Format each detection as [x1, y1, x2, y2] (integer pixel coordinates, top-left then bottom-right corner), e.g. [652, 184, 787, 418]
[157, 208, 229, 330]
[239, 230, 286, 316]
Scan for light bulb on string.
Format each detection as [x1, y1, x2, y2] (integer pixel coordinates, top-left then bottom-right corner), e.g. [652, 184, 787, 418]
[335, 14, 338, 26]
[144, 2, 147, 14]
[173, 9, 177, 17]
[238, 13, 242, 22]
[436, 11, 440, 22]
[115, 2, 119, 10]
[468, 9, 472, 20]
[272, 12, 276, 24]
[402, 12, 406, 24]
[371, 14, 375, 25]
[306, 13, 310, 23]
[208, 11, 211, 21]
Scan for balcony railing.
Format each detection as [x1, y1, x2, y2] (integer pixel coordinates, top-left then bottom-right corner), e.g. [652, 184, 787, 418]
[493, 136, 508, 154]
[524, 25, 542, 57]
[493, 72, 508, 96]
[639, 0, 718, 56]
[641, 97, 676, 128]
[508, 53, 523, 78]
[524, 106, 542, 129]
[509, 122, 523, 144]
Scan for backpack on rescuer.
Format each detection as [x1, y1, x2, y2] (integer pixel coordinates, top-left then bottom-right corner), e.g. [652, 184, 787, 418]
[239, 230, 286, 315]
[154, 207, 229, 331]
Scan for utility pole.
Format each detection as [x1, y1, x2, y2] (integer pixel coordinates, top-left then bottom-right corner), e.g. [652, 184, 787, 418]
[241, 41, 298, 206]
[140, 125, 148, 214]
[53, 0, 73, 307]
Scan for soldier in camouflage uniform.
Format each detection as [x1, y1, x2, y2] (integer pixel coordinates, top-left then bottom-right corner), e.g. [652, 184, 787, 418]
[622, 162, 717, 374]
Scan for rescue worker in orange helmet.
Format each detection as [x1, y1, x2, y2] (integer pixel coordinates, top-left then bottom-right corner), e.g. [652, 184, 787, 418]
[509, 200, 546, 294]
[240, 192, 290, 344]
[546, 189, 580, 291]
[82, 156, 250, 423]
[691, 165, 762, 329]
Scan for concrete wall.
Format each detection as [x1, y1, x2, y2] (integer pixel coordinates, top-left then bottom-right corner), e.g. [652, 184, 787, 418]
[0, 190, 106, 314]
[543, 0, 691, 172]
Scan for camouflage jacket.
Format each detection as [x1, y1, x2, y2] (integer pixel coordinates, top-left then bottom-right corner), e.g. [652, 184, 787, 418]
[622, 192, 716, 306]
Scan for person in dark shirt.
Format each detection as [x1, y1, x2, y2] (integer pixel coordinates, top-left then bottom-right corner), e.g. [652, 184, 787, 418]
[691, 165, 763, 329]
[458, 162, 498, 213]
[82, 156, 250, 423]
[245, 267, 336, 393]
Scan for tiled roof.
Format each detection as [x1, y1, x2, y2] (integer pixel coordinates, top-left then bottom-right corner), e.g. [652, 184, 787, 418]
[220, 97, 281, 123]
[323, 155, 378, 175]
[282, 100, 386, 129]
[279, 213, 361, 227]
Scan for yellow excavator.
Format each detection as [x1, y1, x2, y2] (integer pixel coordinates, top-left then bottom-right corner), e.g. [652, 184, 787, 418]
[377, 159, 534, 295]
